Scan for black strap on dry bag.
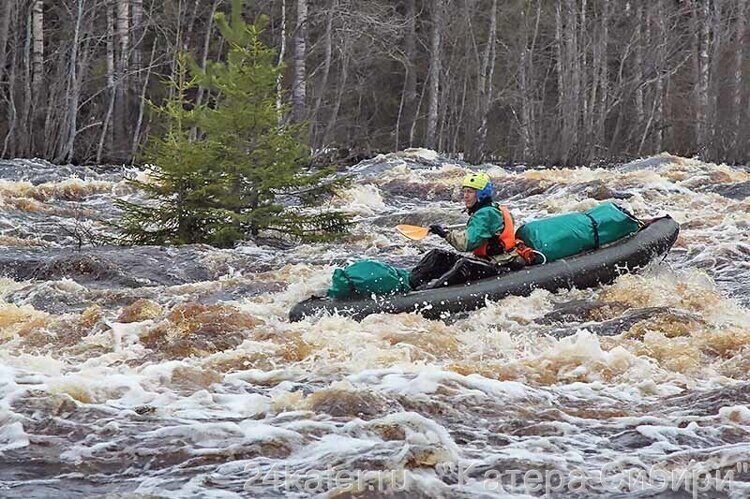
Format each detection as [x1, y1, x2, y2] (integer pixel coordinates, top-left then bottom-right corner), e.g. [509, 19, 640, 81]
[584, 213, 600, 249]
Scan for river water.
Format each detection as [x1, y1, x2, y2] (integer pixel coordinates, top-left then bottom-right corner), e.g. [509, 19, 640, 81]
[0, 150, 748, 497]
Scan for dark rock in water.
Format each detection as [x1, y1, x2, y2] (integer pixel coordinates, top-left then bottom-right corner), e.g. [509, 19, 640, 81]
[348, 154, 441, 179]
[571, 180, 632, 200]
[0, 245, 268, 288]
[618, 155, 677, 172]
[546, 305, 701, 338]
[539, 299, 632, 325]
[0, 210, 98, 244]
[307, 388, 397, 419]
[492, 177, 548, 200]
[700, 181, 750, 200]
[5, 283, 98, 314]
[4, 281, 161, 314]
[581, 307, 674, 337]
[141, 302, 260, 358]
[0, 158, 124, 184]
[32, 252, 154, 287]
[309, 147, 374, 170]
[347, 150, 476, 179]
[608, 429, 658, 451]
[659, 383, 750, 416]
[371, 177, 547, 227]
[197, 280, 287, 304]
[379, 179, 454, 201]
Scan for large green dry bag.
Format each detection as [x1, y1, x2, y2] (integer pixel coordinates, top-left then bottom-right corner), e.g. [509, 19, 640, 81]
[328, 259, 412, 299]
[516, 202, 642, 263]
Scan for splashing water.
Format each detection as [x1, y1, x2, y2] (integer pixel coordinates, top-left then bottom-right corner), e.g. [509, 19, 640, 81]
[0, 153, 749, 497]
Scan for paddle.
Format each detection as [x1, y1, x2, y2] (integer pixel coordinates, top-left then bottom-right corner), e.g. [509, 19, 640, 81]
[396, 223, 465, 241]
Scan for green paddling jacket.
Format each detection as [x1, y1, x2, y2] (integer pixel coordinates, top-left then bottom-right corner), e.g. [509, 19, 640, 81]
[445, 200, 518, 266]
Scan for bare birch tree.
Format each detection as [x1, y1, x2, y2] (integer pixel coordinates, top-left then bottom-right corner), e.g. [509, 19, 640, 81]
[695, 0, 711, 152]
[97, 2, 116, 163]
[0, 0, 13, 82]
[292, 0, 307, 123]
[113, 0, 130, 157]
[276, 0, 287, 123]
[425, 0, 443, 149]
[30, 0, 44, 154]
[470, 0, 497, 162]
[399, 0, 417, 149]
[0, 0, 746, 165]
[733, 0, 747, 161]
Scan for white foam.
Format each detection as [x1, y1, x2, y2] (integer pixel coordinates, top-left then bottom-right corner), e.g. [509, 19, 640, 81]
[214, 393, 271, 417]
[718, 405, 750, 424]
[284, 434, 377, 469]
[339, 184, 387, 215]
[402, 148, 439, 161]
[0, 421, 29, 452]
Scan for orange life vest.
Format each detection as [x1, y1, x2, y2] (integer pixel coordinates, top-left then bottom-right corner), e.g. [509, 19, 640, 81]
[472, 205, 517, 258]
[473, 205, 536, 264]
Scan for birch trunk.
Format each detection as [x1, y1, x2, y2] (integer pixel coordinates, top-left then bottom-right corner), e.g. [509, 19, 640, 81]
[114, 0, 129, 158]
[596, 0, 609, 148]
[519, 19, 531, 160]
[61, 0, 85, 162]
[97, 2, 116, 163]
[577, 0, 586, 158]
[403, 0, 418, 147]
[322, 46, 349, 146]
[276, 0, 287, 123]
[0, 0, 12, 82]
[566, 0, 585, 162]
[696, 0, 710, 152]
[586, 0, 600, 158]
[425, 0, 443, 150]
[634, 4, 644, 133]
[472, 0, 497, 161]
[28, 0, 43, 154]
[196, 0, 221, 108]
[291, 0, 307, 123]
[2, 29, 19, 156]
[708, 0, 722, 157]
[733, 0, 747, 159]
[132, 0, 143, 74]
[190, 0, 220, 142]
[186, 0, 202, 49]
[451, 68, 469, 153]
[15, 11, 32, 155]
[31, 0, 43, 99]
[555, 2, 568, 163]
[131, 41, 157, 159]
[654, 0, 666, 152]
[519, 0, 542, 162]
[116, 0, 129, 75]
[556, 0, 576, 164]
[311, 0, 333, 142]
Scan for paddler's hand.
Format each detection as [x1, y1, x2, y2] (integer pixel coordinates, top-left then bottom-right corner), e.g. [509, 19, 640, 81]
[429, 224, 447, 238]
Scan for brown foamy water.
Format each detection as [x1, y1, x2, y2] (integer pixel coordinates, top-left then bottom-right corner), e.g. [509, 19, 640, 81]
[0, 152, 749, 497]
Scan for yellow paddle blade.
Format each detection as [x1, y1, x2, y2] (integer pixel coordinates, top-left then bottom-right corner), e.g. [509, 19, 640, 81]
[396, 224, 430, 241]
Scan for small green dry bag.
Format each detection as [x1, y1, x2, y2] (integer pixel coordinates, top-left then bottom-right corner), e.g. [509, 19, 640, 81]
[327, 259, 412, 299]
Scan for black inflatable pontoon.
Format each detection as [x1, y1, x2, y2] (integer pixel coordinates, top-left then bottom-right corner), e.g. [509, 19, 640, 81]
[289, 216, 680, 322]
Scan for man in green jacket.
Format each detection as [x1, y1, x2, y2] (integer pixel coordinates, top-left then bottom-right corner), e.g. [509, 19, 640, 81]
[409, 172, 525, 290]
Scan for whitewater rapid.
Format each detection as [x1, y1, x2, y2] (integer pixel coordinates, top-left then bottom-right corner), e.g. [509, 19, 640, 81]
[0, 150, 749, 497]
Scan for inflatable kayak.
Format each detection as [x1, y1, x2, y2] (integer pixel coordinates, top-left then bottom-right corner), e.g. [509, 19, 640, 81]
[289, 216, 680, 322]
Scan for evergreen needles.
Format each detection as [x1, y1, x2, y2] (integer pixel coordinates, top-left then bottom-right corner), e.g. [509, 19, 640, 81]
[115, 0, 351, 248]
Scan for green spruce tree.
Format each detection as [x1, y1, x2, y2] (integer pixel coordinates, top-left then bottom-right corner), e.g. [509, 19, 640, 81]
[116, 0, 351, 248]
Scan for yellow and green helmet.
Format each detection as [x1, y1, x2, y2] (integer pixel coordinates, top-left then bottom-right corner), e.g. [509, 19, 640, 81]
[461, 172, 493, 201]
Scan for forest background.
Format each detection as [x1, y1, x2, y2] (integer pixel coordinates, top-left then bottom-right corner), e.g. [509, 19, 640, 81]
[0, 0, 747, 167]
